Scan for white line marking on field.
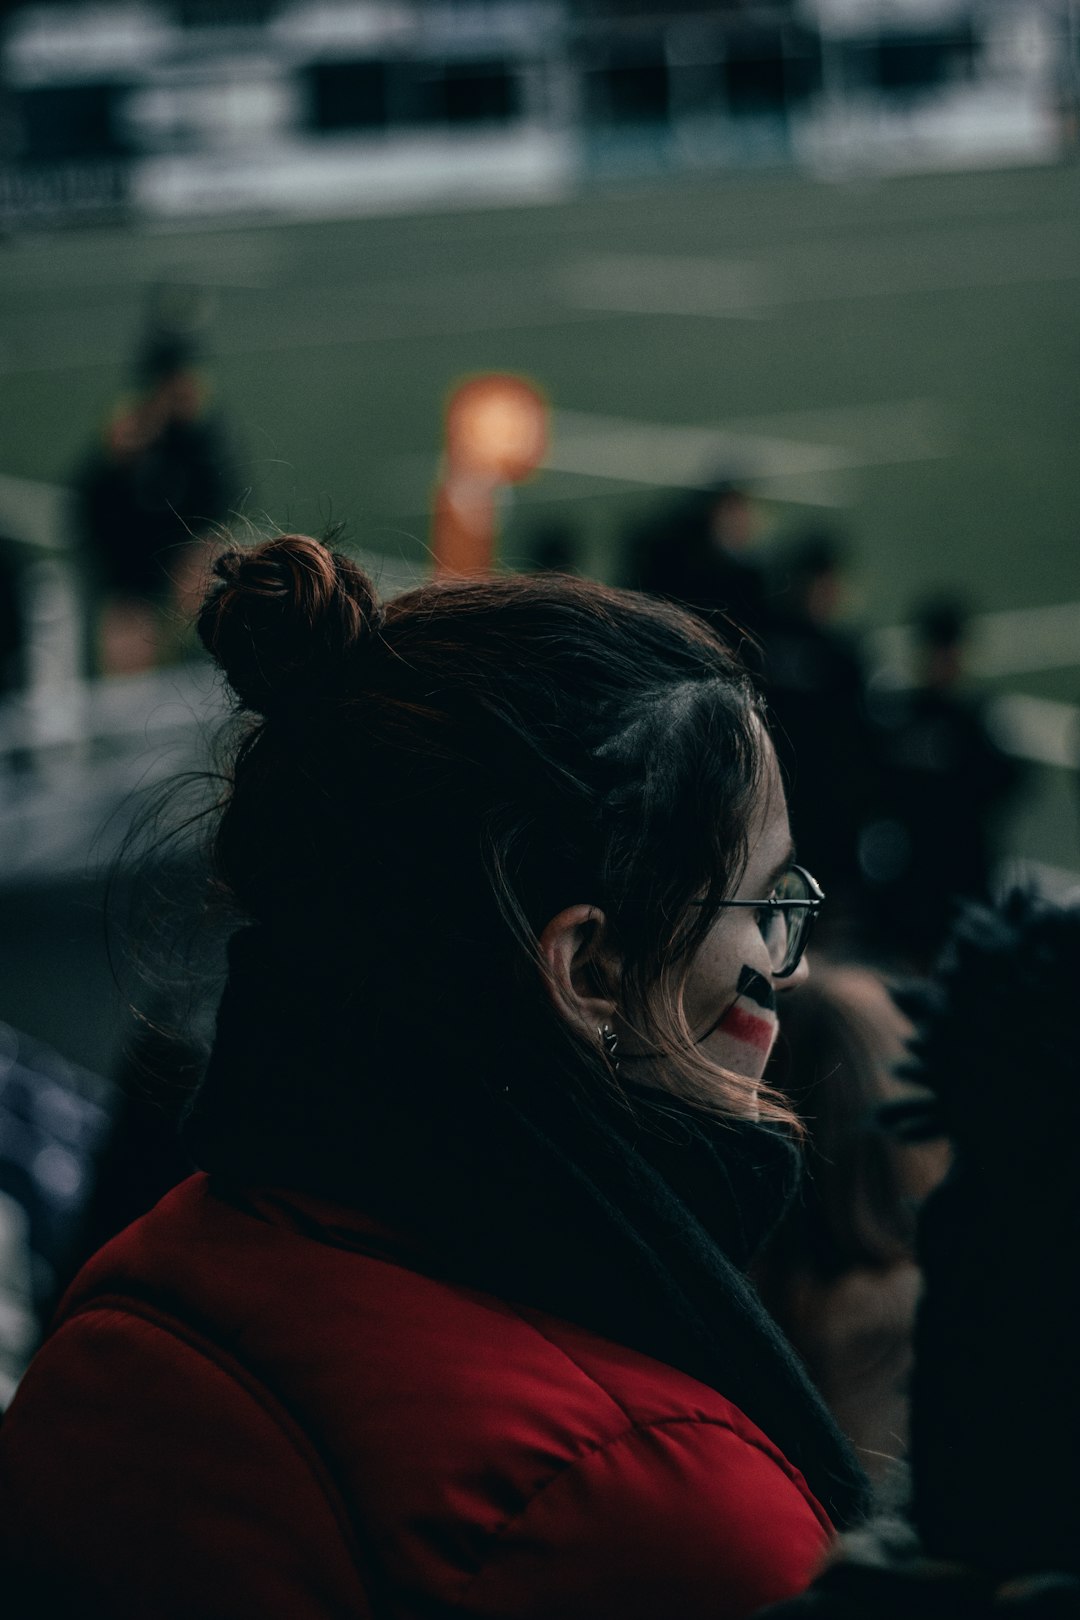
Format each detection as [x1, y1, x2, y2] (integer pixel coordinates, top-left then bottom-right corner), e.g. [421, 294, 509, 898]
[996, 857, 1080, 902]
[389, 397, 946, 510]
[544, 401, 948, 503]
[0, 473, 69, 552]
[873, 600, 1080, 682]
[989, 694, 1080, 771]
[974, 603, 1080, 680]
[719, 398, 949, 453]
[0, 304, 625, 378]
[557, 256, 776, 319]
[558, 242, 1080, 318]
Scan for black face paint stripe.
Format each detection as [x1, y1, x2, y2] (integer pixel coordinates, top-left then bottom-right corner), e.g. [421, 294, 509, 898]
[737, 964, 776, 1012]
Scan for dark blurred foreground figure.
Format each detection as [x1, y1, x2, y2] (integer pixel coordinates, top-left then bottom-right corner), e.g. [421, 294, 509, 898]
[864, 596, 1023, 966]
[74, 312, 234, 674]
[754, 966, 948, 1487]
[0, 536, 871, 1618]
[763, 533, 879, 926]
[761, 891, 1080, 1617]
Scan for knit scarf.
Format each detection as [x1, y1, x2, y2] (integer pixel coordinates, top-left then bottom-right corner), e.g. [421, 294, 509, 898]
[184, 924, 872, 1530]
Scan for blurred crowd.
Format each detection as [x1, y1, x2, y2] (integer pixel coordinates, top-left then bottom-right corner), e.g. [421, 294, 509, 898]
[0, 301, 1033, 987]
[589, 477, 1023, 973]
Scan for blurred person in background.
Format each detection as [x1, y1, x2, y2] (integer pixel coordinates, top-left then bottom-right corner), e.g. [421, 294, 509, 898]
[0, 533, 27, 700]
[74, 295, 236, 676]
[0, 1023, 114, 1407]
[0, 534, 872, 1618]
[628, 479, 771, 664]
[763, 532, 879, 939]
[525, 518, 580, 574]
[761, 892, 1080, 1616]
[753, 965, 949, 1489]
[863, 595, 1024, 967]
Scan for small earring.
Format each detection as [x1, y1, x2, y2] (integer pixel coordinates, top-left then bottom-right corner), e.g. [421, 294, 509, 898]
[599, 1022, 620, 1073]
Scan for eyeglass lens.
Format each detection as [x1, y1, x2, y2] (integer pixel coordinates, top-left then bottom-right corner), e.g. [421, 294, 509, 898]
[764, 868, 811, 975]
[760, 907, 795, 974]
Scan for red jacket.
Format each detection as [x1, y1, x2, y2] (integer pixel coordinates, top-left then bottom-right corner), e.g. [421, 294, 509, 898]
[0, 1175, 831, 1618]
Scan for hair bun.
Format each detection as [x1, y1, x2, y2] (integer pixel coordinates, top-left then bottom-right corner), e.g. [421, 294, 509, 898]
[198, 535, 382, 718]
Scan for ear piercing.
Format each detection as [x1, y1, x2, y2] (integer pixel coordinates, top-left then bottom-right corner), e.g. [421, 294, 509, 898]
[598, 1022, 620, 1073]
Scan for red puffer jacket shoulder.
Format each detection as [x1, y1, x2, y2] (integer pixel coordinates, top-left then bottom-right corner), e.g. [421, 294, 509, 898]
[0, 1175, 832, 1620]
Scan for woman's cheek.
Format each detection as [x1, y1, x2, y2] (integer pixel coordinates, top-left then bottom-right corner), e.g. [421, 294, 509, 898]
[704, 965, 779, 1076]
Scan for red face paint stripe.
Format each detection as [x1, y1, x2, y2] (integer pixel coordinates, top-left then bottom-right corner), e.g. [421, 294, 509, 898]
[715, 1004, 776, 1054]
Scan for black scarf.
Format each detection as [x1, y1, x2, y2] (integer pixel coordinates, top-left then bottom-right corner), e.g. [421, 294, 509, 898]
[184, 925, 871, 1530]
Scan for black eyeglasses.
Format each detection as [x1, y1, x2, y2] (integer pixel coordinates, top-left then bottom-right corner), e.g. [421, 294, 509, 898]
[694, 864, 824, 978]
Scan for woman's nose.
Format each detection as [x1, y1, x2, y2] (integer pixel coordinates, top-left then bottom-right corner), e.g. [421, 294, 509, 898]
[776, 952, 810, 991]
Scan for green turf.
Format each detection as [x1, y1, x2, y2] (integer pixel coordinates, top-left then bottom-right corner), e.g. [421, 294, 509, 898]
[2, 161, 1078, 866]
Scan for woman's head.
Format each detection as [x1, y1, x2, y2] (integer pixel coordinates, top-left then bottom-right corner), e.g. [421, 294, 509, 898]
[197, 535, 803, 1123]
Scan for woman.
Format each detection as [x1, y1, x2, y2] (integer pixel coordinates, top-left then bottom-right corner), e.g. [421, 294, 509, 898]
[0, 536, 870, 1618]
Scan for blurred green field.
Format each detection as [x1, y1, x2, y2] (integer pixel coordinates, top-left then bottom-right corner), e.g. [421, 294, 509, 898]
[1, 161, 1078, 867]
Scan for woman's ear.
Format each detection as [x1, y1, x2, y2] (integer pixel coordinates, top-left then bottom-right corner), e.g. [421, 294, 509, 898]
[537, 905, 620, 1045]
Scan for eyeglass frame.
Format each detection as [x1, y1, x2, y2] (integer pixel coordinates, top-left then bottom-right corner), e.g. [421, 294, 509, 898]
[690, 863, 825, 979]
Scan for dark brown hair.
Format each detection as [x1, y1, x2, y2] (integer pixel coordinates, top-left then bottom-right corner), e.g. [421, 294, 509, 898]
[197, 534, 791, 1123]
